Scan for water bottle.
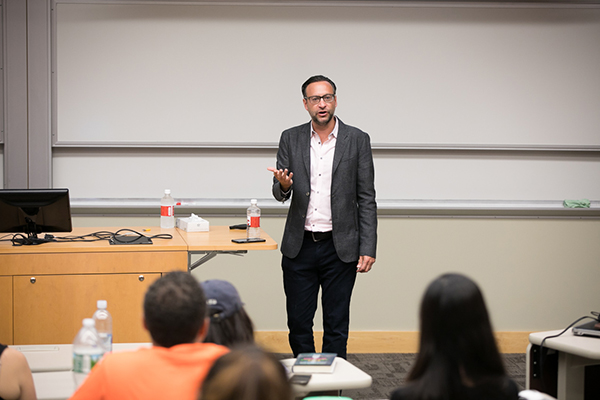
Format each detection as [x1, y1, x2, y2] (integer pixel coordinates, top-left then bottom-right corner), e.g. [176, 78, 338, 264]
[247, 199, 261, 238]
[73, 318, 104, 388]
[160, 189, 175, 229]
[92, 300, 113, 353]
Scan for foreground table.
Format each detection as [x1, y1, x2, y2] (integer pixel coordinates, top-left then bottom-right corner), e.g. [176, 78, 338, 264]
[21, 345, 371, 400]
[528, 330, 600, 400]
[15, 343, 151, 400]
[281, 357, 372, 396]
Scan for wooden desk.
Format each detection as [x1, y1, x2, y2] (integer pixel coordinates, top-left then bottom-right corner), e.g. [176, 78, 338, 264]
[0, 226, 278, 346]
[178, 226, 278, 270]
[0, 227, 188, 345]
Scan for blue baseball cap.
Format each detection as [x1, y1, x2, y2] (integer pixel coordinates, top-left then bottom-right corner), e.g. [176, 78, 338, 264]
[201, 279, 243, 320]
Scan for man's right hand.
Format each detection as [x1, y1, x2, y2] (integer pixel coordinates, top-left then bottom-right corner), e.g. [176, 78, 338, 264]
[267, 167, 293, 192]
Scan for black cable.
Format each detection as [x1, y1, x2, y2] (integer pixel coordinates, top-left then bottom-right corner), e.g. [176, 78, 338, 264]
[10, 234, 41, 246]
[52, 231, 115, 242]
[111, 228, 172, 243]
[149, 233, 174, 240]
[4, 229, 173, 245]
[0, 233, 16, 242]
[112, 229, 144, 244]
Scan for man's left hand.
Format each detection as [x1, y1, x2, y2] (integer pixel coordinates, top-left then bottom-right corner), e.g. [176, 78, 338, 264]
[356, 255, 375, 273]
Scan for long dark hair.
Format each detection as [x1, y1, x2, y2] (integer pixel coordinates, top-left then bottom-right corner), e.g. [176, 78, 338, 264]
[200, 345, 292, 400]
[406, 273, 507, 399]
[204, 307, 254, 348]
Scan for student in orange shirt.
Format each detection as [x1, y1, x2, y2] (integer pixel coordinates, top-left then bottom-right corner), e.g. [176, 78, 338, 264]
[69, 271, 228, 400]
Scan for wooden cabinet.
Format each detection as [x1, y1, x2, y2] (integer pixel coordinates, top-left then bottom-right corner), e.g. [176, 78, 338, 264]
[0, 277, 12, 344]
[13, 273, 161, 345]
[0, 227, 189, 345]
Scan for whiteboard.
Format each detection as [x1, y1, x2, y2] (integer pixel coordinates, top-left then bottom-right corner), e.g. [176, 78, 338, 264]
[52, 148, 600, 202]
[54, 3, 600, 149]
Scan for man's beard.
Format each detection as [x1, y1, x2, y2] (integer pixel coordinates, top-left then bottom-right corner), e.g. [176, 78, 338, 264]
[312, 111, 333, 126]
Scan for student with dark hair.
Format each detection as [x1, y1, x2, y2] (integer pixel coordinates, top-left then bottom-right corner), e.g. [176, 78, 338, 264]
[70, 271, 229, 400]
[0, 345, 37, 400]
[390, 273, 519, 400]
[199, 345, 292, 400]
[201, 280, 254, 348]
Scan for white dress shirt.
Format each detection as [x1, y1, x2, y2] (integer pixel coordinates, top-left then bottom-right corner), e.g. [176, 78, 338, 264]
[304, 118, 338, 232]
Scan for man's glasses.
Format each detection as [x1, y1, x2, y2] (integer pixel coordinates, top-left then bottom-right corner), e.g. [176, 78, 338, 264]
[304, 94, 335, 105]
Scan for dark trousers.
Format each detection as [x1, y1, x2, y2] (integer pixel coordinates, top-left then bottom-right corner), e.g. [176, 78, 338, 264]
[282, 235, 357, 359]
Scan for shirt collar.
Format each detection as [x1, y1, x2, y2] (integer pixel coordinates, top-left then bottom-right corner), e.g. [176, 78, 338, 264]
[310, 116, 338, 139]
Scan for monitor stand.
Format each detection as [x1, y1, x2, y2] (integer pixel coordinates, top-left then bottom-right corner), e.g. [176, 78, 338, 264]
[12, 218, 53, 245]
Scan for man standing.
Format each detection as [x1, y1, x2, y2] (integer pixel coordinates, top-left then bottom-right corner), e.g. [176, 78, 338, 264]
[69, 271, 228, 400]
[268, 75, 377, 359]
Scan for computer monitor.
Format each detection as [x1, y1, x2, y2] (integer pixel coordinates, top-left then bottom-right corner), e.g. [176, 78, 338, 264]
[0, 188, 72, 245]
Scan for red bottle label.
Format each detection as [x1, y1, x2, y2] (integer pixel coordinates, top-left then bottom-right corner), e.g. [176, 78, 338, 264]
[248, 216, 260, 228]
[161, 205, 173, 217]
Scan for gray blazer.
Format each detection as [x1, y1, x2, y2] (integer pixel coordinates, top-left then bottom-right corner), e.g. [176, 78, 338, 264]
[272, 118, 377, 263]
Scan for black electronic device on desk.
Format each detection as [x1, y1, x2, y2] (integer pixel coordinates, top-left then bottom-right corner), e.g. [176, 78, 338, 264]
[289, 374, 311, 385]
[230, 223, 266, 243]
[232, 238, 266, 243]
[109, 235, 153, 245]
[107, 229, 173, 245]
[573, 320, 600, 338]
[0, 188, 72, 246]
[229, 223, 247, 230]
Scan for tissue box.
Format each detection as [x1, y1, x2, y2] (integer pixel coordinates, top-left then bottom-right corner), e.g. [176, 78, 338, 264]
[177, 215, 209, 232]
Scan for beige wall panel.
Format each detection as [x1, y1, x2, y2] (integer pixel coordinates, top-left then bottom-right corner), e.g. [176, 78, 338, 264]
[72, 216, 600, 354]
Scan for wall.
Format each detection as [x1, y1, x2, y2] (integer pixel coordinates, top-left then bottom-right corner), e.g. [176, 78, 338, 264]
[72, 214, 600, 351]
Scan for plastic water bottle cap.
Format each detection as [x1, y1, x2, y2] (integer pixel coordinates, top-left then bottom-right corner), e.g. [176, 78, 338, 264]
[251, 199, 257, 204]
[97, 300, 108, 309]
[165, 189, 171, 194]
[83, 318, 95, 327]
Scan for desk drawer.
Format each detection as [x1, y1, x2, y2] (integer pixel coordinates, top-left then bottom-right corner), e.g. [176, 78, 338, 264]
[13, 273, 160, 345]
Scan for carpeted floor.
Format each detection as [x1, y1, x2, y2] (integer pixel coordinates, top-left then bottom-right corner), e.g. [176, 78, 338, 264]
[277, 353, 526, 400]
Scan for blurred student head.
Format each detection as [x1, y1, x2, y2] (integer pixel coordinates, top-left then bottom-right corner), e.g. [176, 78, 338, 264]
[144, 270, 208, 348]
[201, 280, 254, 347]
[199, 345, 292, 400]
[0, 345, 37, 400]
[404, 273, 509, 398]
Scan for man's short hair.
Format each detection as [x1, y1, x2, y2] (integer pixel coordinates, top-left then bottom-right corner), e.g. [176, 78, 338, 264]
[143, 270, 206, 347]
[301, 75, 337, 98]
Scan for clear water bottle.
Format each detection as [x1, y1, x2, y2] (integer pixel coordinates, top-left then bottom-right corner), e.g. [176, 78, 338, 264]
[160, 189, 175, 229]
[73, 318, 104, 388]
[247, 199, 261, 238]
[92, 300, 113, 353]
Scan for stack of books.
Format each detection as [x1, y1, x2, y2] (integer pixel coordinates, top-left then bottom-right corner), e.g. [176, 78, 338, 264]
[292, 353, 337, 374]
